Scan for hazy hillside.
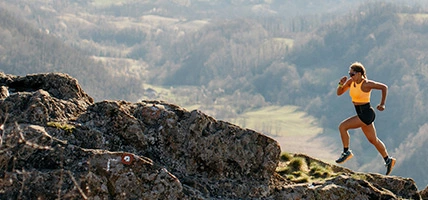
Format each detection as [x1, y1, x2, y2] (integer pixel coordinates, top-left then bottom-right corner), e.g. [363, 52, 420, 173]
[0, 5, 145, 101]
[1, 0, 428, 189]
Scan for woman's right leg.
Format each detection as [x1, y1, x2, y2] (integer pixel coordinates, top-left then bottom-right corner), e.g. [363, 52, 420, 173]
[338, 115, 365, 148]
[336, 115, 365, 163]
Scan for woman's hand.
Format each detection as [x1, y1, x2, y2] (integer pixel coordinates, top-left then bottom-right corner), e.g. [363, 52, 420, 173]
[377, 104, 385, 111]
[339, 76, 348, 85]
[337, 76, 349, 96]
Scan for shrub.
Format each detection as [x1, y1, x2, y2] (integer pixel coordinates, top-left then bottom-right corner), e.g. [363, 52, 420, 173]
[288, 157, 308, 172]
[279, 152, 293, 162]
[309, 162, 333, 179]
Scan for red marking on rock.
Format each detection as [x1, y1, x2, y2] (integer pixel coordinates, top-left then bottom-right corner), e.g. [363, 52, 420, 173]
[121, 153, 134, 165]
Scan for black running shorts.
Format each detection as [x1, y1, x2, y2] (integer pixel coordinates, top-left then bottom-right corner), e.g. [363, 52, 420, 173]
[354, 103, 375, 125]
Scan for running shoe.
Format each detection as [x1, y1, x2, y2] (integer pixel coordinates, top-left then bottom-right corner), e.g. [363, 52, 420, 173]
[335, 150, 353, 164]
[385, 157, 396, 175]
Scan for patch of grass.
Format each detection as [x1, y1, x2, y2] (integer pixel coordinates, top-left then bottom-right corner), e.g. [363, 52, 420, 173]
[279, 152, 293, 162]
[276, 166, 288, 174]
[288, 157, 308, 172]
[276, 156, 308, 177]
[281, 171, 310, 183]
[47, 122, 75, 134]
[309, 162, 334, 179]
[351, 173, 367, 181]
[276, 154, 337, 184]
[291, 171, 310, 183]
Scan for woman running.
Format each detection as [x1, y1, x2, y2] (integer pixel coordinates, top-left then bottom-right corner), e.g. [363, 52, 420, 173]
[336, 62, 396, 175]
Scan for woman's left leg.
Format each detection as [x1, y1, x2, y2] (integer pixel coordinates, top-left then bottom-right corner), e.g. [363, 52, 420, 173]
[361, 123, 388, 158]
[361, 123, 396, 175]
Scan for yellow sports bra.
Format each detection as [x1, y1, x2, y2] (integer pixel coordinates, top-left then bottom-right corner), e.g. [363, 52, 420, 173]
[349, 80, 371, 103]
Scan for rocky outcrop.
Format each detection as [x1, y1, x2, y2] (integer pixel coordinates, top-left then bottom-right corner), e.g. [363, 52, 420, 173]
[0, 72, 424, 199]
[271, 173, 419, 199]
[421, 185, 428, 200]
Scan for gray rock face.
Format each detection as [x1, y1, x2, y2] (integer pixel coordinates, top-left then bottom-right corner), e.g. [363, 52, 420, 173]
[0, 72, 423, 199]
[421, 185, 428, 199]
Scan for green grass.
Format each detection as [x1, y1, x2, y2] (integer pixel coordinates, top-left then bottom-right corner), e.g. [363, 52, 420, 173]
[398, 13, 428, 23]
[351, 173, 367, 181]
[92, 0, 130, 7]
[276, 154, 337, 184]
[288, 157, 308, 172]
[271, 37, 294, 48]
[47, 122, 75, 134]
[309, 162, 333, 179]
[279, 152, 293, 162]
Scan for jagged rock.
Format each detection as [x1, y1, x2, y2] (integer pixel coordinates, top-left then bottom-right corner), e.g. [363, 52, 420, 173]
[0, 72, 93, 125]
[0, 72, 93, 101]
[0, 86, 8, 99]
[73, 99, 280, 198]
[0, 124, 182, 199]
[270, 174, 421, 199]
[421, 185, 428, 199]
[272, 153, 421, 199]
[0, 72, 424, 199]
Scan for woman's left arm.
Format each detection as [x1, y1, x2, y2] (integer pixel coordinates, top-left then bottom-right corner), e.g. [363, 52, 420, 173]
[365, 80, 388, 111]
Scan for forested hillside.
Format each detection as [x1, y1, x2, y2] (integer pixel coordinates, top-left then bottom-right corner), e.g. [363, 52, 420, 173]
[0, 6, 144, 101]
[1, 0, 428, 189]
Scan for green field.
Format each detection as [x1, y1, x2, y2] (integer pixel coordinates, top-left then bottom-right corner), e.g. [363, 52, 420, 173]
[141, 84, 322, 137]
[226, 106, 322, 137]
[92, 0, 129, 7]
[398, 13, 428, 23]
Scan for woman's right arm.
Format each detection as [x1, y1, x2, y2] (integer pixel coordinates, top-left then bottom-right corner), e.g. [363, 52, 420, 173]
[337, 76, 351, 96]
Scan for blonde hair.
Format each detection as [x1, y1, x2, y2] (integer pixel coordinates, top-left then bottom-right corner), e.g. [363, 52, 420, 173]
[350, 62, 367, 79]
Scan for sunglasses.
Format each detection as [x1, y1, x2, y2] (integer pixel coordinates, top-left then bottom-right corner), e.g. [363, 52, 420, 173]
[349, 72, 357, 77]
